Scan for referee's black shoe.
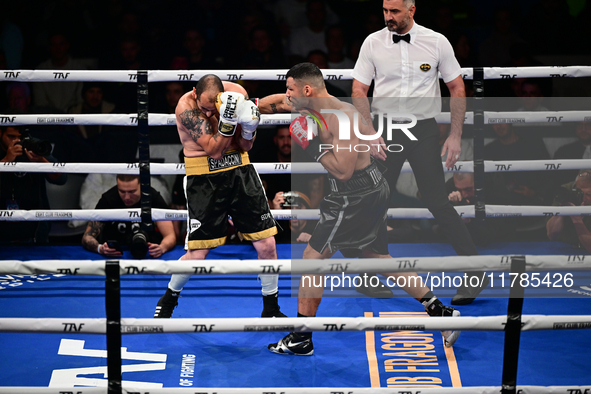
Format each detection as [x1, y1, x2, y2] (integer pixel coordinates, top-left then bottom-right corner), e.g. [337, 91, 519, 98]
[354, 274, 394, 298]
[451, 273, 490, 305]
[154, 288, 180, 318]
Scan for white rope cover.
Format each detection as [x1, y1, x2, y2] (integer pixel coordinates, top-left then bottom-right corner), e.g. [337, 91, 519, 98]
[3, 66, 591, 82]
[1, 315, 590, 334]
[2, 110, 591, 126]
[1, 254, 589, 276]
[4, 204, 591, 222]
[1, 387, 590, 394]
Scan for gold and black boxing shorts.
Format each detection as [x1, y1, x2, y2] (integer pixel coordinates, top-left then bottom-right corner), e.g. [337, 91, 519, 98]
[184, 151, 277, 250]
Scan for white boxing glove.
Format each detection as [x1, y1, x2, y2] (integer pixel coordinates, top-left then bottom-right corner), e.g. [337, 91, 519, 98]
[237, 99, 260, 140]
[215, 91, 245, 137]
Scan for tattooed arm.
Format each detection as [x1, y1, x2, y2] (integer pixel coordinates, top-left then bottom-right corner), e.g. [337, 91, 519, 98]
[258, 94, 292, 114]
[81, 220, 115, 257]
[176, 104, 232, 160]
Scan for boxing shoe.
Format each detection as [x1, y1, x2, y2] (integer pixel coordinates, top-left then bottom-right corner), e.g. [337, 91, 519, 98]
[268, 332, 314, 356]
[424, 297, 461, 347]
[451, 272, 490, 305]
[354, 274, 394, 298]
[261, 292, 287, 318]
[154, 288, 180, 318]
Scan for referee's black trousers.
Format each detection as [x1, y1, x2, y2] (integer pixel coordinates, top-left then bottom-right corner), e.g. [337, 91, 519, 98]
[378, 117, 478, 256]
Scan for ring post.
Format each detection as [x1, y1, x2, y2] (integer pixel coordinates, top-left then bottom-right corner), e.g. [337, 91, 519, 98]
[472, 67, 486, 224]
[137, 70, 153, 233]
[105, 260, 122, 394]
[501, 255, 526, 394]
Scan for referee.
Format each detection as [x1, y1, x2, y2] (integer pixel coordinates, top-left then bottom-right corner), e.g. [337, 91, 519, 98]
[351, 0, 487, 305]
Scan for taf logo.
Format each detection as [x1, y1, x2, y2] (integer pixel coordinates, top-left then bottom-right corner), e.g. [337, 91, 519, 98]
[177, 73, 194, 81]
[324, 324, 345, 331]
[128, 74, 138, 81]
[193, 324, 214, 332]
[276, 74, 287, 81]
[419, 63, 431, 72]
[227, 73, 244, 81]
[53, 72, 70, 79]
[4, 71, 20, 78]
[547, 116, 563, 122]
[63, 323, 84, 332]
[0, 116, 16, 123]
[261, 265, 282, 273]
[500, 74, 517, 79]
[326, 74, 343, 80]
[128, 211, 140, 218]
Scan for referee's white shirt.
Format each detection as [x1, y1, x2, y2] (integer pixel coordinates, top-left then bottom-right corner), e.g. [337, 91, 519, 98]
[352, 22, 462, 120]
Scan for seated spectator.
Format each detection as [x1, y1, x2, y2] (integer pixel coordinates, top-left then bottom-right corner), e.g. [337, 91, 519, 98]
[553, 121, 591, 187]
[287, 0, 330, 64]
[81, 174, 175, 258]
[443, 172, 515, 246]
[0, 125, 67, 244]
[270, 190, 313, 244]
[68, 82, 115, 139]
[33, 32, 87, 113]
[306, 50, 347, 97]
[546, 169, 591, 252]
[484, 123, 550, 206]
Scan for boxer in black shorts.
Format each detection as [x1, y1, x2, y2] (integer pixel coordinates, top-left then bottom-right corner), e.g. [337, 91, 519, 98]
[154, 74, 284, 319]
[259, 63, 461, 356]
[184, 151, 276, 249]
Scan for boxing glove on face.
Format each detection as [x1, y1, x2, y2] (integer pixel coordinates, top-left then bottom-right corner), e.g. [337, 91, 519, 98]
[289, 115, 331, 162]
[237, 99, 260, 140]
[215, 92, 245, 137]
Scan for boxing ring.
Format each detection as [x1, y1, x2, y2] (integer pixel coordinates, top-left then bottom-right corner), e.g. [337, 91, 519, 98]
[1, 67, 591, 393]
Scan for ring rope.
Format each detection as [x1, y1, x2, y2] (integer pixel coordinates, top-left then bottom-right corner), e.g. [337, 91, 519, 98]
[3, 205, 591, 222]
[3, 65, 591, 82]
[2, 110, 591, 126]
[2, 159, 591, 176]
[1, 254, 589, 276]
[2, 314, 590, 334]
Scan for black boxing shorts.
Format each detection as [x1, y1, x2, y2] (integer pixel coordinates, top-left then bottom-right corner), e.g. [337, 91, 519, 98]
[184, 151, 277, 249]
[308, 160, 390, 258]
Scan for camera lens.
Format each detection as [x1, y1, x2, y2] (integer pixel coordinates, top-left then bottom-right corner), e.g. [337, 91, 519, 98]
[130, 231, 148, 259]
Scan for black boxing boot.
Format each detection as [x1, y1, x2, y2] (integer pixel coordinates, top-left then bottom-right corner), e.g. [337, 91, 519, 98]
[261, 291, 287, 318]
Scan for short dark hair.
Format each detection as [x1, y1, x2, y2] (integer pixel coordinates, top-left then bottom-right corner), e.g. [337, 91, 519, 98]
[195, 74, 224, 101]
[286, 62, 325, 89]
[116, 174, 139, 182]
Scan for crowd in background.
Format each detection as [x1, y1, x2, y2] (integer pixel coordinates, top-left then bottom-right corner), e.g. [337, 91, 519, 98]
[2, 0, 591, 249]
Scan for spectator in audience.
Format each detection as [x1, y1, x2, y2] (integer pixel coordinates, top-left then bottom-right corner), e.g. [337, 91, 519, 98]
[546, 169, 591, 252]
[478, 6, 526, 67]
[270, 190, 314, 244]
[517, 79, 549, 112]
[553, 121, 591, 186]
[287, 0, 332, 63]
[256, 126, 293, 204]
[0, 12, 24, 69]
[444, 172, 514, 246]
[484, 122, 550, 206]
[0, 125, 67, 244]
[178, 28, 219, 70]
[325, 25, 354, 70]
[81, 174, 175, 258]
[33, 32, 87, 113]
[68, 82, 115, 140]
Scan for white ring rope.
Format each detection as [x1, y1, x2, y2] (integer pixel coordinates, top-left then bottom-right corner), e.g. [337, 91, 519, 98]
[3, 65, 591, 82]
[2, 110, 591, 126]
[4, 205, 591, 222]
[3, 159, 591, 176]
[1, 315, 590, 334]
[1, 254, 589, 276]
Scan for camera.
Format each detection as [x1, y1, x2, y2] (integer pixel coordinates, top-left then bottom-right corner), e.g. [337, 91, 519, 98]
[129, 229, 149, 259]
[553, 187, 584, 206]
[17, 131, 52, 156]
[281, 191, 300, 208]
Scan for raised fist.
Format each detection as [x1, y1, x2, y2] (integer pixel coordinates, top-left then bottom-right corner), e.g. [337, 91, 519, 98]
[237, 100, 260, 140]
[215, 91, 245, 137]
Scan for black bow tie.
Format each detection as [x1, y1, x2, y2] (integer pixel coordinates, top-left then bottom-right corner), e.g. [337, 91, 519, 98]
[392, 34, 411, 44]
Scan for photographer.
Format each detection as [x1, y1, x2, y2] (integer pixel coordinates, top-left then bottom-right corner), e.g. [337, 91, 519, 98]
[82, 174, 175, 258]
[546, 170, 591, 252]
[271, 191, 313, 244]
[0, 125, 67, 244]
